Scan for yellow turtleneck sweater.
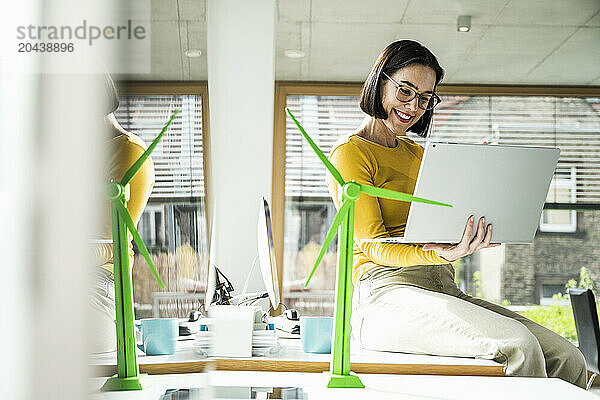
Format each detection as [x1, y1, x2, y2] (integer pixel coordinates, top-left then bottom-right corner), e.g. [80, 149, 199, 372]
[94, 131, 155, 274]
[327, 134, 447, 284]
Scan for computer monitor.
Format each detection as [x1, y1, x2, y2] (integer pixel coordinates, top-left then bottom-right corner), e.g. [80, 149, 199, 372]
[205, 197, 281, 310]
[257, 197, 280, 309]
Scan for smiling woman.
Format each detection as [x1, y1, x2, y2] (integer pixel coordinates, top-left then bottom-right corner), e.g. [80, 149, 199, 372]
[359, 40, 444, 142]
[325, 39, 588, 389]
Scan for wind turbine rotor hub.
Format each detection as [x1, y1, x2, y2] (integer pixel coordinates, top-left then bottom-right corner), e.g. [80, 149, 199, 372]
[107, 182, 124, 201]
[343, 182, 361, 200]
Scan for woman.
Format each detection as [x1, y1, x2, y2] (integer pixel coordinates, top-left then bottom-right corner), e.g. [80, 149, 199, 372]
[326, 40, 587, 388]
[89, 74, 155, 353]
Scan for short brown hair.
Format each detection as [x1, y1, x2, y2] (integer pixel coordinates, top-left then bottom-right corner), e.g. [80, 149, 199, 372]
[360, 40, 444, 137]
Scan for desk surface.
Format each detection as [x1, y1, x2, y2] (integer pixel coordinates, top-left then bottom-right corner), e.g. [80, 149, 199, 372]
[90, 337, 503, 377]
[89, 371, 596, 400]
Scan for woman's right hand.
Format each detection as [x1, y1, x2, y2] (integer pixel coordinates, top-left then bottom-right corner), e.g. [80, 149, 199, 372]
[422, 216, 501, 262]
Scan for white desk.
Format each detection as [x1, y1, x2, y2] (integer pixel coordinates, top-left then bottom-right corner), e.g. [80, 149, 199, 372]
[90, 337, 503, 377]
[88, 371, 596, 400]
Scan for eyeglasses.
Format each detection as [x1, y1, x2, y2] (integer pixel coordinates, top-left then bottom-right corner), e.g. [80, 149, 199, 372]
[382, 71, 441, 110]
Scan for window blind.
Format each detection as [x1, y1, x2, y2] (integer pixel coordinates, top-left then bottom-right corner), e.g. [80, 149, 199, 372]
[115, 95, 204, 199]
[285, 96, 364, 197]
[285, 95, 600, 204]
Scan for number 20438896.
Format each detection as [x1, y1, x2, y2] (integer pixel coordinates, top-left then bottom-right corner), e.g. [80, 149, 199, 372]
[18, 42, 74, 52]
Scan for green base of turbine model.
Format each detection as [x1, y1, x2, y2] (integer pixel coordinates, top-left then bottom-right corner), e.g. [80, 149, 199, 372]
[286, 108, 452, 389]
[101, 110, 180, 392]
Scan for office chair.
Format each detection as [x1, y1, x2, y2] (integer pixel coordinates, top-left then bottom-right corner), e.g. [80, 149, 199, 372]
[569, 288, 600, 390]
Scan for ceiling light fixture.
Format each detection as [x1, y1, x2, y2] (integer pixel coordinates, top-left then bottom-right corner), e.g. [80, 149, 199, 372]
[284, 49, 306, 59]
[185, 49, 202, 58]
[457, 15, 471, 32]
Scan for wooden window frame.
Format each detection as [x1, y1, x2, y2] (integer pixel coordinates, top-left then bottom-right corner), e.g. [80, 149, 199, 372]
[272, 82, 600, 304]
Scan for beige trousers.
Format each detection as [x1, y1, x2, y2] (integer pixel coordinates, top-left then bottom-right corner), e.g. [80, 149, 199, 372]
[89, 267, 117, 354]
[351, 263, 587, 388]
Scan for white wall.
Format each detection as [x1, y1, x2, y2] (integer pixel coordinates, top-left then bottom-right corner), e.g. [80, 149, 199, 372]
[0, 3, 38, 398]
[0, 1, 117, 398]
[206, 0, 275, 297]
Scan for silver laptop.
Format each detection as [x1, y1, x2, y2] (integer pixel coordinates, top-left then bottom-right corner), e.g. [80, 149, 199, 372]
[362, 142, 560, 244]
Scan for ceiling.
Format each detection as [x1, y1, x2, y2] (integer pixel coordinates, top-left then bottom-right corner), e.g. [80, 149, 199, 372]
[117, 0, 600, 85]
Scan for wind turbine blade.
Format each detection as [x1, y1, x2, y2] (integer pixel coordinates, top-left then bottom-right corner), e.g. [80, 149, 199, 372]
[285, 108, 345, 187]
[114, 200, 165, 289]
[305, 200, 351, 288]
[359, 184, 453, 208]
[120, 109, 180, 186]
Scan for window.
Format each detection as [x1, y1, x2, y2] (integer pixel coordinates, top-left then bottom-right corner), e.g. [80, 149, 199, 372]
[539, 283, 569, 306]
[114, 89, 209, 319]
[283, 95, 362, 315]
[277, 88, 600, 325]
[540, 167, 577, 233]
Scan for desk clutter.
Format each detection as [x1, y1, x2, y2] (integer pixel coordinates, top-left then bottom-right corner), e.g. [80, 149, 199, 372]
[177, 305, 302, 358]
[193, 327, 280, 358]
[270, 309, 300, 335]
[192, 306, 281, 358]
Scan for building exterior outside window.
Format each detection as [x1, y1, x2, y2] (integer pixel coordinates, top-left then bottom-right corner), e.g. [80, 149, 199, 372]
[540, 167, 577, 233]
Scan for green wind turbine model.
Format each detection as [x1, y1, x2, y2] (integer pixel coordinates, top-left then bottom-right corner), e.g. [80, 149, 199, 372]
[101, 110, 180, 392]
[285, 108, 452, 389]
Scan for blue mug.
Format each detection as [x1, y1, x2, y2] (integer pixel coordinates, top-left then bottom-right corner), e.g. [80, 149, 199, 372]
[300, 316, 333, 354]
[135, 318, 178, 356]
